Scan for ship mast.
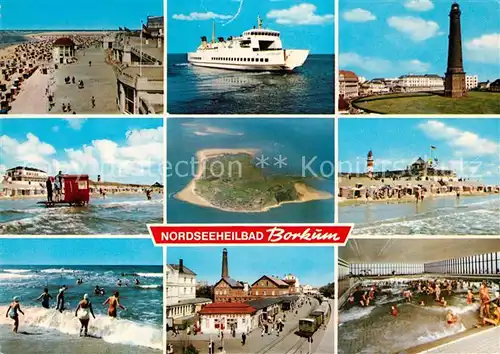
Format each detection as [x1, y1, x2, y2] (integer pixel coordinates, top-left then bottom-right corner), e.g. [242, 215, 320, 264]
[258, 15, 263, 29]
[211, 21, 216, 43]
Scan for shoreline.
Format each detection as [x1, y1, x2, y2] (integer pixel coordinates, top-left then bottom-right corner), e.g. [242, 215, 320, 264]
[175, 148, 333, 213]
[0, 324, 160, 354]
[0, 191, 161, 201]
[338, 191, 496, 207]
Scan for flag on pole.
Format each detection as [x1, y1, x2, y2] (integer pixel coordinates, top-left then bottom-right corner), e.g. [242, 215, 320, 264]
[431, 146, 437, 149]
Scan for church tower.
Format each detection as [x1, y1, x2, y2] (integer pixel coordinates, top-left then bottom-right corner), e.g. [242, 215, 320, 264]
[221, 248, 229, 278]
[367, 150, 374, 178]
[444, 3, 466, 98]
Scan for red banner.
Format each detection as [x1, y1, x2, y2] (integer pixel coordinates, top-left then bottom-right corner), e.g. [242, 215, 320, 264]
[148, 224, 352, 245]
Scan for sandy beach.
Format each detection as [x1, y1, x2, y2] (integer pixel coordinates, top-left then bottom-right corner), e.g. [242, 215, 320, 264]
[175, 148, 333, 213]
[338, 190, 494, 207]
[0, 325, 160, 354]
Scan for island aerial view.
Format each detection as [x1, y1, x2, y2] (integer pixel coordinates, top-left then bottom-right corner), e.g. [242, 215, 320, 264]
[0, 118, 163, 235]
[338, 118, 499, 235]
[168, 0, 334, 114]
[339, 1, 500, 114]
[167, 118, 335, 223]
[0, 0, 163, 115]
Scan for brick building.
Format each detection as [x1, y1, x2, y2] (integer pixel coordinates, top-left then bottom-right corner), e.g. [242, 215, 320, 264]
[213, 248, 252, 302]
[249, 275, 290, 297]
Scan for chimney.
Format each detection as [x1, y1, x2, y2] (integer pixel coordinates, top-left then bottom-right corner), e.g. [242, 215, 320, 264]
[179, 259, 184, 273]
[222, 248, 228, 278]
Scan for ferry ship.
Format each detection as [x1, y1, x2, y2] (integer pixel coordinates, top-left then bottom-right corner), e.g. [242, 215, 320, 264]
[187, 16, 309, 72]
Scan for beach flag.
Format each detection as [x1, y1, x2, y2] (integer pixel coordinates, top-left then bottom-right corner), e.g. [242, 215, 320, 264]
[431, 146, 437, 149]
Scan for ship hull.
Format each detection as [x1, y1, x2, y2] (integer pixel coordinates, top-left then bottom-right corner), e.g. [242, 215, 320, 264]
[187, 49, 309, 72]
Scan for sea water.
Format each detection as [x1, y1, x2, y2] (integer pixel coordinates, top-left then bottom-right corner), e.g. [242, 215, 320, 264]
[0, 195, 163, 235]
[0, 265, 163, 349]
[166, 118, 335, 223]
[340, 195, 500, 235]
[167, 54, 334, 114]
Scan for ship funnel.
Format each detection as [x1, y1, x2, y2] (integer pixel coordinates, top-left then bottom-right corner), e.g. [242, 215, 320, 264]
[211, 21, 216, 43]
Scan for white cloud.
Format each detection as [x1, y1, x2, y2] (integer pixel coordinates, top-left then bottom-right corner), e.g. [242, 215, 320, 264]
[267, 3, 334, 25]
[387, 16, 441, 41]
[340, 52, 392, 74]
[464, 33, 500, 64]
[172, 12, 232, 21]
[343, 8, 376, 22]
[0, 127, 163, 183]
[404, 0, 434, 12]
[0, 133, 56, 166]
[418, 120, 500, 157]
[63, 118, 87, 130]
[401, 59, 431, 73]
[340, 52, 431, 74]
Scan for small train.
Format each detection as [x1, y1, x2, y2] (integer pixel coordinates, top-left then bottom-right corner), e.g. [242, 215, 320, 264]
[298, 300, 331, 336]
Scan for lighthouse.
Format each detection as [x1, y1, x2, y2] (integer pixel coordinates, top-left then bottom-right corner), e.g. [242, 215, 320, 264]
[367, 150, 374, 178]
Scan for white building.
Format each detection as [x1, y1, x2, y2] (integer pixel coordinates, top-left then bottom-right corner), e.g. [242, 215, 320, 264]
[52, 37, 76, 64]
[395, 74, 444, 93]
[466, 75, 478, 90]
[360, 80, 390, 95]
[302, 284, 319, 295]
[1, 166, 48, 197]
[166, 259, 211, 328]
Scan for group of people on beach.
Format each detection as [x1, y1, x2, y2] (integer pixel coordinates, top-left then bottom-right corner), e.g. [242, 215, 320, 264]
[347, 279, 500, 327]
[5, 285, 126, 336]
[45, 171, 64, 203]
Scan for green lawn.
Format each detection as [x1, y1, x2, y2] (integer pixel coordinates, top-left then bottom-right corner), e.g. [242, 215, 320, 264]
[354, 92, 500, 114]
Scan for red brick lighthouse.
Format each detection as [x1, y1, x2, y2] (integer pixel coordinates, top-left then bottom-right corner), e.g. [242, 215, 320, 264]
[367, 150, 374, 178]
[444, 3, 467, 98]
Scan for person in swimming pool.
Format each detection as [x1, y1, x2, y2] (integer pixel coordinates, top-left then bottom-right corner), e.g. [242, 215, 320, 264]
[5, 296, 24, 333]
[36, 288, 53, 309]
[446, 310, 458, 325]
[466, 289, 474, 305]
[103, 291, 126, 318]
[75, 294, 96, 336]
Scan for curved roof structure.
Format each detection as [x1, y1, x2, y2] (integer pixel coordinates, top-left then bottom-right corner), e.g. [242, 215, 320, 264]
[53, 37, 76, 46]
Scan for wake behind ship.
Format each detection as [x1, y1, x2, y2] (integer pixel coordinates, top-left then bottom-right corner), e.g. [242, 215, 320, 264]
[187, 16, 309, 72]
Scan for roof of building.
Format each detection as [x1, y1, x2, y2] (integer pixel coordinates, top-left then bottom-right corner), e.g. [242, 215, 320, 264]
[245, 297, 283, 310]
[399, 74, 442, 79]
[339, 70, 358, 81]
[199, 302, 256, 315]
[6, 166, 47, 173]
[53, 37, 76, 46]
[215, 277, 244, 289]
[168, 264, 196, 276]
[490, 78, 500, 86]
[175, 298, 212, 306]
[252, 275, 290, 288]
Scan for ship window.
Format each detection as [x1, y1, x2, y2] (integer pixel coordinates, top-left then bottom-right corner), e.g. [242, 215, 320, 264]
[260, 58, 264, 62]
[265, 58, 269, 62]
[251, 58, 254, 62]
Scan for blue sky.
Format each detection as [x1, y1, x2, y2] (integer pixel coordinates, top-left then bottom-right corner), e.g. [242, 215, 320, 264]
[0, 118, 163, 184]
[0, 0, 163, 30]
[339, 118, 500, 185]
[168, 0, 334, 54]
[340, 0, 500, 81]
[0, 239, 162, 265]
[167, 247, 335, 286]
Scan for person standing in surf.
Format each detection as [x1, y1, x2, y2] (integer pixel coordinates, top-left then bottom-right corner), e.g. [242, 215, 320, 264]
[75, 294, 96, 336]
[56, 286, 67, 313]
[5, 296, 25, 333]
[103, 291, 126, 318]
[36, 288, 53, 309]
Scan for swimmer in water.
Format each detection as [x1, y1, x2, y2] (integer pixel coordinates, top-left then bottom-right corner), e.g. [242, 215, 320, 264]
[135, 278, 140, 285]
[440, 297, 447, 307]
[75, 294, 95, 336]
[5, 296, 24, 333]
[36, 288, 53, 309]
[391, 306, 398, 317]
[419, 300, 425, 306]
[466, 289, 474, 304]
[446, 310, 458, 325]
[116, 279, 122, 287]
[103, 291, 126, 318]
